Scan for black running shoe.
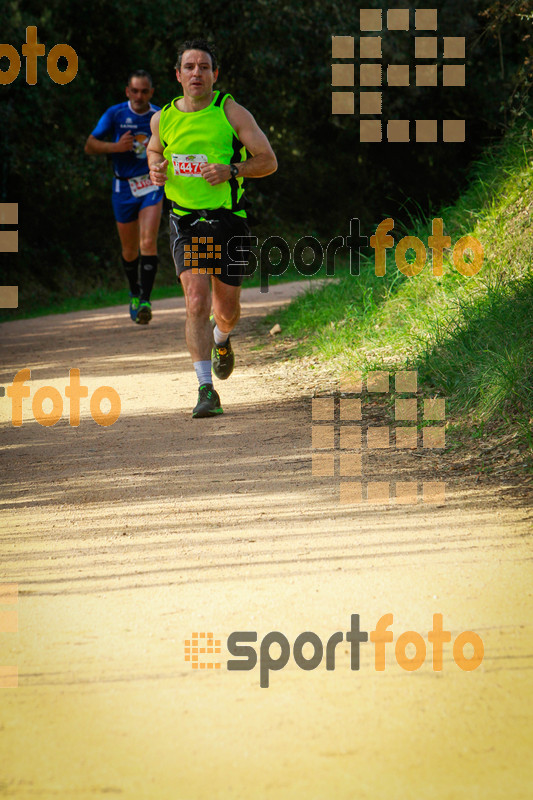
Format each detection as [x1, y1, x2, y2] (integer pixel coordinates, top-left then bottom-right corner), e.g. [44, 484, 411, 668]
[192, 384, 223, 418]
[212, 337, 235, 380]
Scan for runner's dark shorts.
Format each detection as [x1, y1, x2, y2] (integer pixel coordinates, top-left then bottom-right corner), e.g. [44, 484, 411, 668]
[169, 210, 252, 287]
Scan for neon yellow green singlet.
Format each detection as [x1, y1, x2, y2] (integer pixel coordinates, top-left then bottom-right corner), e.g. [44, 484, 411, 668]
[159, 90, 247, 217]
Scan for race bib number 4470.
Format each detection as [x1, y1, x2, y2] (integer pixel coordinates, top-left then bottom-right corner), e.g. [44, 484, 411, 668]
[172, 153, 208, 177]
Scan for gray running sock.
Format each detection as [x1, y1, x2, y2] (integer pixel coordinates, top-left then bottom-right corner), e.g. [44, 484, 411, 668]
[194, 361, 212, 386]
[213, 324, 230, 345]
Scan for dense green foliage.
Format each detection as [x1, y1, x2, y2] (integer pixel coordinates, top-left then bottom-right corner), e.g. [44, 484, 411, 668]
[0, 0, 531, 310]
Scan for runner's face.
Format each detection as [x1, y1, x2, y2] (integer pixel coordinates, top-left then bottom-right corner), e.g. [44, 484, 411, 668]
[177, 50, 218, 100]
[125, 77, 154, 113]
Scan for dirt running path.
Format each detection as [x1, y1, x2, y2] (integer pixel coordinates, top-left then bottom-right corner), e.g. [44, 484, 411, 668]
[0, 283, 532, 799]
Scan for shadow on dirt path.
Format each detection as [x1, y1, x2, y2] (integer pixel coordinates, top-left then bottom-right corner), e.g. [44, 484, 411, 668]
[0, 282, 532, 799]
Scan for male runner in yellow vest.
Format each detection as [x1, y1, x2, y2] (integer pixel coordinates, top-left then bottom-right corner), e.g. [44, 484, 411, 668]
[147, 40, 277, 418]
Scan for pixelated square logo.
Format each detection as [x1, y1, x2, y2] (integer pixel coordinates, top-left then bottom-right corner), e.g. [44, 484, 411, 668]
[0, 202, 19, 308]
[184, 631, 222, 670]
[332, 8, 466, 143]
[186, 237, 223, 276]
[311, 370, 446, 505]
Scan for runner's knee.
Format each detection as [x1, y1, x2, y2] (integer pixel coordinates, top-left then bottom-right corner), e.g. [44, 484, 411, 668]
[185, 290, 211, 319]
[140, 231, 157, 253]
[122, 245, 139, 261]
[215, 306, 240, 328]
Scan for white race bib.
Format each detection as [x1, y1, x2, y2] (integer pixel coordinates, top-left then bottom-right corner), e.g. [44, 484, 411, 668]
[172, 153, 208, 177]
[128, 174, 156, 198]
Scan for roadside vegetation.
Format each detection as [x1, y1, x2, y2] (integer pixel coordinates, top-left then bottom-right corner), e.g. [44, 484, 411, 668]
[271, 124, 533, 460]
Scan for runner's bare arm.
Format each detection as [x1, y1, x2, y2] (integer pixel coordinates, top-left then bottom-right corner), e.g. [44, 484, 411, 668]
[146, 111, 168, 185]
[200, 99, 277, 186]
[84, 132, 134, 155]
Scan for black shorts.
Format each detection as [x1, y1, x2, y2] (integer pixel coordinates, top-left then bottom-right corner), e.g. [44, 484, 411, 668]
[169, 210, 252, 287]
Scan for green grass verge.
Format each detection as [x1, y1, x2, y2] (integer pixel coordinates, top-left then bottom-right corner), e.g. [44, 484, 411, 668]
[269, 123, 533, 456]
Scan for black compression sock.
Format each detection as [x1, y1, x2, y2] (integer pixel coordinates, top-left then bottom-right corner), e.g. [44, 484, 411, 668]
[122, 255, 140, 296]
[139, 255, 158, 302]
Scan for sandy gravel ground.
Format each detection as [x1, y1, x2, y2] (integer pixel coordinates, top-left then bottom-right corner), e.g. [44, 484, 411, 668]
[0, 282, 532, 799]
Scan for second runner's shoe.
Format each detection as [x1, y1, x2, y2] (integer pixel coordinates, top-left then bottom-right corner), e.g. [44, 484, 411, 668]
[212, 337, 235, 380]
[136, 301, 152, 325]
[129, 295, 140, 322]
[192, 384, 223, 418]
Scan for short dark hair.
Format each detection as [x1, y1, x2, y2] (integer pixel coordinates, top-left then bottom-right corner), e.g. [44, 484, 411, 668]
[175, 40, 217, 71]
[127, 69, 153, 86]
